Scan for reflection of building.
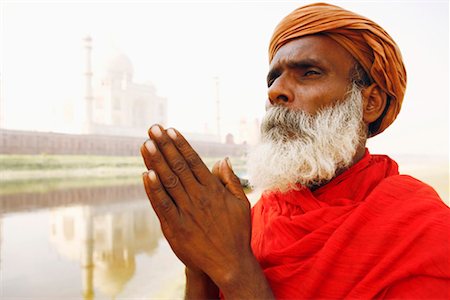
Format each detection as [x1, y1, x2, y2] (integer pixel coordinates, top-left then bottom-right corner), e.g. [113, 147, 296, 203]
[49, 195, 161, 299]
[83, 36, 167, 136]
[0, 183, 187, 299]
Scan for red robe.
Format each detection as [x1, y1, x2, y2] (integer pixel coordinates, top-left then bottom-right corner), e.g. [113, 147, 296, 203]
[251, 150, 450, 299]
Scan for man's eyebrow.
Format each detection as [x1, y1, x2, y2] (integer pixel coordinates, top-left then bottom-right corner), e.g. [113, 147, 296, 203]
[285, 58, 325, 69]
[267, 57, 326, 83]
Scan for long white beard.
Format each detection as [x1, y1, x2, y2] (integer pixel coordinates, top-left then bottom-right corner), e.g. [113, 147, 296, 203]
[247, 83, 366, 193]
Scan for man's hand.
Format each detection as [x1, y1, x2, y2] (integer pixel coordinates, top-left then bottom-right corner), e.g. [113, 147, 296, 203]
[140, 125, 273, 298]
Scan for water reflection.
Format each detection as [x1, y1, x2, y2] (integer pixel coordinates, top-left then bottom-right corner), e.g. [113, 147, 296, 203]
[0, 184, 185, 299]
[49, 199, 161, 298]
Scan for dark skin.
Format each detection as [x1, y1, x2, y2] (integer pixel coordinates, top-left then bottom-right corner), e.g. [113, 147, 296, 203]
[141, 126, 272, 299]
[141, 34, 387, 299]
[267, 34, 387, 166]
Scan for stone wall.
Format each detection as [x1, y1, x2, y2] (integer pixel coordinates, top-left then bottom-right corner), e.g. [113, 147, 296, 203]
[0, 129, 247, 157]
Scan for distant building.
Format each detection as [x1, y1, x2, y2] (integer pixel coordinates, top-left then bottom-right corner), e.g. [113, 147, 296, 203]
[83, 36, 167, 137]
[0, 38, 248, 156]
[225, 133, 235, 145]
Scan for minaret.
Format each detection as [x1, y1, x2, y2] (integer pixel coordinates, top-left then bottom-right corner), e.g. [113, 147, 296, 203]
[214, 76, 221, 143]
[0, 72, 4, 128]
[83, 36, 93, 134]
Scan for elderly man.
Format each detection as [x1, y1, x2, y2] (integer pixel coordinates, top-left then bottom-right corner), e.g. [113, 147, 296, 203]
[141, 3, 450, 299]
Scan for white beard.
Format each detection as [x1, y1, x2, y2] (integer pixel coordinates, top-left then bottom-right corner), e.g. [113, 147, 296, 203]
[247, 83, 366, 193]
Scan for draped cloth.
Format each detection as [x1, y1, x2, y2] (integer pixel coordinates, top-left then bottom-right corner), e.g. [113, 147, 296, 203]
[251, 150, 450, 299]
[269, 2, 407, 136]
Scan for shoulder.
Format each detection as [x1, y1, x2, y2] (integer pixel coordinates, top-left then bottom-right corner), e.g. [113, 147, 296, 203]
[360, 174, 449, 226]
[368, 174, 445, 205]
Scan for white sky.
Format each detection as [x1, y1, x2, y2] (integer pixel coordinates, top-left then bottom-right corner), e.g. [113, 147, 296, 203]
[1, 0, 449, 157]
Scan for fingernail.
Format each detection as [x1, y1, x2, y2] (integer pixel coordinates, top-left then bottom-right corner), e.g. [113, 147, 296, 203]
[148, 170, 157, 182]
[145, 140, 156, 154]
[151, 125, 162, 137]
[225, 157, 232, 169]
[167, 128, 177, 140]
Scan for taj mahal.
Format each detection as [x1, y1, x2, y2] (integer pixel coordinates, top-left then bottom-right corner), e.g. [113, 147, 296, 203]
[82, 36, 167, 137]
[0, 37, 248, 157]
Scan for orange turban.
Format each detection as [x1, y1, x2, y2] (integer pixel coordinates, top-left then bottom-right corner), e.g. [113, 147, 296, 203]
[269, 2, 407, 136]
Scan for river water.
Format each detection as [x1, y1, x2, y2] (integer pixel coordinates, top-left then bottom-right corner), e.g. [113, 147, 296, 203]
[0, 184, 186, 299]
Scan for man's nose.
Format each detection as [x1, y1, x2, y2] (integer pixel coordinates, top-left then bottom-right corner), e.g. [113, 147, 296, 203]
[267, 76, 294, 106]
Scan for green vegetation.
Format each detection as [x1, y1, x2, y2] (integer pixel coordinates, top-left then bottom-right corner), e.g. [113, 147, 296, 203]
[0, 154, 143, 171]
[0, 154, 248, 196]
[0, 154, 245, 171]
[0, 176, 141, 195]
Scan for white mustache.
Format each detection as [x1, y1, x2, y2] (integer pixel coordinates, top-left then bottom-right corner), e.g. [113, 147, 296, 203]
[261, 106, 311, 140]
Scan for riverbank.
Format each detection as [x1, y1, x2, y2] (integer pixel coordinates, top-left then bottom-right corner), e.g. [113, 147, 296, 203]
[1, 154, 447, 204]
[0, 154, 247, 196]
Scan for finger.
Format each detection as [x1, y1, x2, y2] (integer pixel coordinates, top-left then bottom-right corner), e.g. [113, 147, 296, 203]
[211, 160, 221, 178]
[212, 158, 249, 190]
[148, 125, 199, 192]
[142, 171, 179, 237]
[141, 142, 152, 170]
[218, 158, 248, 202]
[165, 127, 214, 186]
[144, 138, 190, 207]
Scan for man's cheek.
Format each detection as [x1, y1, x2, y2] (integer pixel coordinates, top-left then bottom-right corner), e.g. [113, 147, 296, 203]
[265, 99, 272, 111]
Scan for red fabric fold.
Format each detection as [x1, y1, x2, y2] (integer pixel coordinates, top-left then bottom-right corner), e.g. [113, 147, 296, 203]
[251, 149, 450, 299]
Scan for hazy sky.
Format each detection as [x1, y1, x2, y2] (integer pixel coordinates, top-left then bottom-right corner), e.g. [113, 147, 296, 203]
[1, 0, 448, 157]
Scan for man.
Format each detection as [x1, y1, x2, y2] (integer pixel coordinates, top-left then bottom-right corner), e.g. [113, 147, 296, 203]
[141, 3, 450, 299]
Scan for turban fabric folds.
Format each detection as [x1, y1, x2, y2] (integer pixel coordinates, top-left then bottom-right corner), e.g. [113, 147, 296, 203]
[269, 3, 407, 136]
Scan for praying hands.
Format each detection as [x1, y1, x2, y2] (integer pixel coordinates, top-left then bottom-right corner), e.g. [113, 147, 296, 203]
[140, 124, 273, 299]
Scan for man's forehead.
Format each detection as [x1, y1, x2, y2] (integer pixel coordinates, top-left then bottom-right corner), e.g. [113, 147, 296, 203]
[270, 35, 356, 69]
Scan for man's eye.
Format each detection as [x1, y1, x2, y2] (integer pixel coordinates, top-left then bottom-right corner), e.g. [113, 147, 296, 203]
[304, 70, 320, 76]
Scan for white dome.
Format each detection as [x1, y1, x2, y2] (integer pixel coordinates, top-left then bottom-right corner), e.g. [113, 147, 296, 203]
[104, 53, 134, 77]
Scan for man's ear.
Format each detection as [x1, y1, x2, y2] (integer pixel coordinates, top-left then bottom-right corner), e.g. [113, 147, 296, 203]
[361, 83, 387, 124]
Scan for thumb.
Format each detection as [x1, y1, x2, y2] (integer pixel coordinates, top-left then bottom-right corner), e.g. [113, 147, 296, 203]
[219, 157, 248, 202]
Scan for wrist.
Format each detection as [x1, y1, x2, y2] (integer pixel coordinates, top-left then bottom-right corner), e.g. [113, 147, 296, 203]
[185, 267, 219, 300]
[186, 267, 205, 277]
[214, 252, 274, 299]
[216, 254, 259, 288]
